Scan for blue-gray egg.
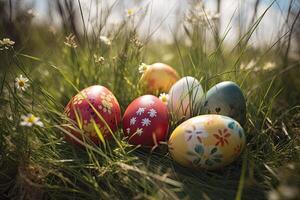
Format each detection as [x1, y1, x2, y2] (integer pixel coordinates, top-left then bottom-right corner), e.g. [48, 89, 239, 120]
[201, 81, 246, 125]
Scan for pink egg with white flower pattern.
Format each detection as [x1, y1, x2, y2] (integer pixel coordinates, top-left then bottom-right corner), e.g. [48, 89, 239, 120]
[123, 95, 169, 147]
[64, 85, 121, 145]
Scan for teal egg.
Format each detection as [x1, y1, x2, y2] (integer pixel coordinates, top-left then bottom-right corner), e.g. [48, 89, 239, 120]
[201, 81, 246, 125]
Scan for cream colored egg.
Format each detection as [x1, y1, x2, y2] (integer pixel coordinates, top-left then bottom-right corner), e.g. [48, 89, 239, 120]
[168, 76, 203, 120]
[168, 115, 246, 170]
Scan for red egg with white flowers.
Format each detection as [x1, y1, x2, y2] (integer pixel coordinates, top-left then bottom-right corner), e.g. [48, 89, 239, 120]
[123, 95, 169, 147]
[64, 85, 121, 145]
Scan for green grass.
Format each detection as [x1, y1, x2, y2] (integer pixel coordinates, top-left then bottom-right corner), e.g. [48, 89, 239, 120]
[0, 0, 300, 199]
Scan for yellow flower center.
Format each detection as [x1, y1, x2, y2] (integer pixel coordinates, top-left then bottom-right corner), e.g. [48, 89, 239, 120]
[18, 81, 25, 87]
[142, 65, 148, 71]
[127, 9, 134, 15]
[27, 115, 36, 123]
[161, 96, 168, 102]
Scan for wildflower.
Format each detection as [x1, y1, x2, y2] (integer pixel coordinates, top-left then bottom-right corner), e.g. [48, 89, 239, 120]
[7, 115, 13, 121]
[159, 93, 169, 105]
[99, 36, 111, 46]
[194, 1, 204, 10]
[138, 63, 148, 74]
[130, 36, 143, 49]
[126, 8, 135, 17]
[20, 114, 44, 127]
[262, 62, 276, 71]
[27, 9, 36, 18]
[94, 54, 105, 64]
[205, 10, 220, 20]
[240, 59, 258, 71]
[15, 75, 30, 91]
[112, 56, 118, 61]
[64, 33, 77, 48]
[185, 2, 220, 25]
[0, 38, 15, 50]
[211, 12, 220, 20]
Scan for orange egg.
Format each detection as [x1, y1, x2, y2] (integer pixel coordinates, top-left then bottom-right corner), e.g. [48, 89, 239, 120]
[139, 63, 179, 94]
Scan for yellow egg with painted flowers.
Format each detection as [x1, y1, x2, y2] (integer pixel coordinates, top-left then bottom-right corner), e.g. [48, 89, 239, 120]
[168, 114, 245, 170]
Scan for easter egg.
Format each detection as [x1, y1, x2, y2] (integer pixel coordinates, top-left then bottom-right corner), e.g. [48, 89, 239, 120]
[201, 81, 246, 125]
[168, 115, 246, 170]
[123, 95, 169, 147]
[64, 85, 121, 145]
[168, 76, 204, 120]
[139, 63, 179, 94]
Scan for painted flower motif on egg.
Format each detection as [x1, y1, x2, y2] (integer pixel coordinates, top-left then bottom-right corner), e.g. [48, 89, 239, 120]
[139, 63, 179, 94]
[123, 95, 169, 147]
[201, 81, 246, 125]
[64, 85, 121, 145]
[168, 115, 245, 170]
[168, 76, 204, 120]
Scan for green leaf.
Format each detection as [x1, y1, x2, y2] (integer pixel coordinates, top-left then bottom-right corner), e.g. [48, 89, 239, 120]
[91, 119, 106, 148]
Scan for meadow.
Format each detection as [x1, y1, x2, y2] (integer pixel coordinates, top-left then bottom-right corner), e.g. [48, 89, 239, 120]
[0, 0, 299, 199]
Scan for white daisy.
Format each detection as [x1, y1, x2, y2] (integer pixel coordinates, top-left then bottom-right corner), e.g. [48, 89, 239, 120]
[94, 54, 105, 64]
[138, 63, 148, 74]
[130, 117, 137, 125]
[141, 118, 151, 126]
[100, 36, 111, 46]
[64, 33, 77, 48]
[15, 75, 30, 91]
[0, 38, 15, 50]
[27, 9, 36, 18]
[126, 128, 130, 134]
[136, 107, 145, 115]
[205, 10, 220, 20]
[136, 128, 143, 136]
[126, 8, 135, 17]
[159, 93, 169, 105]
[240, 59, 257, 71]
[148, 108, 157, 118]
[20, 114, 44, 127]
[263, 62, 276, 71]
